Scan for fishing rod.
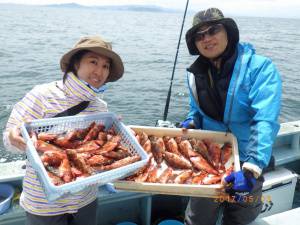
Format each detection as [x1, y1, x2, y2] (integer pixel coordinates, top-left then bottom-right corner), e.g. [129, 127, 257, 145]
[157, 0, 190, 127]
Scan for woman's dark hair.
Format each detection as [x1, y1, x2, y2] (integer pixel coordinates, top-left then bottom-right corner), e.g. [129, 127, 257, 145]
[63, 50, 90, 82]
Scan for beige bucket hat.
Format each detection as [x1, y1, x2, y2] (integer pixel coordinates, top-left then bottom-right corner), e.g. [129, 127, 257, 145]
[60, 36, 124, 82]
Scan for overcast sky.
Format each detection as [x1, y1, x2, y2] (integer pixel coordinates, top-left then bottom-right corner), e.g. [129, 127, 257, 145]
[1, 0, 300, 18]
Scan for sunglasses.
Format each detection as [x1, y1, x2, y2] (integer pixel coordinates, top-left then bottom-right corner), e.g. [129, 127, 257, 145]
[194, 24, 223, 42]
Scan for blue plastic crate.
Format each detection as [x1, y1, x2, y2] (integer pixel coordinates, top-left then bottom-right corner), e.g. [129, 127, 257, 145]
[20, 112, 148, 201]
[157, 220, 183, 225]
[0, 184, 15, 215]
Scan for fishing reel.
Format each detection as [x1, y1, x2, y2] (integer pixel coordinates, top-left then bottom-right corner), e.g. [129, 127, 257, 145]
[155, 120, 177, 128]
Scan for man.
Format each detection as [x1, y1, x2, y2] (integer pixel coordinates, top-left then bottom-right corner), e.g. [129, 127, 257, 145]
[182, 8, 281, 225]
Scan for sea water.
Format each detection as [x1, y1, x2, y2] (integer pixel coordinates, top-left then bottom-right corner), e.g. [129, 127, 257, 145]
[0, 4, 299, 162]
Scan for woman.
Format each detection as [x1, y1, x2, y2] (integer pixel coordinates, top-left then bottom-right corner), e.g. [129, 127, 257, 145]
[182, 8, 281, 225]
[3, 36, 124, 225]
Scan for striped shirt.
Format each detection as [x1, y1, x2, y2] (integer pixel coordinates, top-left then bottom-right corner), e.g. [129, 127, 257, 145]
[3, 73, 108, 215]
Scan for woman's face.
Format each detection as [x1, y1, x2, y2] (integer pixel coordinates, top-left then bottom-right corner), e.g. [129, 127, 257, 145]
[75, 51, 110, 88]
[194, 24, 228, 59]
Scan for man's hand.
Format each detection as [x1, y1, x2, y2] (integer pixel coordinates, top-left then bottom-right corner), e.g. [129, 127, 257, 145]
[222, 170, 257, 202]
[8, 127, 26, 151]
[179, 118, 195, 129]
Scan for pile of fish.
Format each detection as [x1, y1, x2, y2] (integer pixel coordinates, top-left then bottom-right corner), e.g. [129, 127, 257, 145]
[29, 122, 141, 186]
[125, 129, 234, 185]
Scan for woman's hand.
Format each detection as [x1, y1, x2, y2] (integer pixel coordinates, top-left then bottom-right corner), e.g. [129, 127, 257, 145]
[8, 127, 26, 151]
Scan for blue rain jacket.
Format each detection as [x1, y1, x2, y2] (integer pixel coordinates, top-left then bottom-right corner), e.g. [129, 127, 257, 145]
[186, 43, 282, 170]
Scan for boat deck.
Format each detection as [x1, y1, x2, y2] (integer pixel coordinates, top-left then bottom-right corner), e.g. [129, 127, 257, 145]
[249, 207, 300, 225]
[0, 186, 153, 225]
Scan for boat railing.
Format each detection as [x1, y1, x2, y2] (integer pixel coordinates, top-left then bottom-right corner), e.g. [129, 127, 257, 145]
[273, 120, 300, 165]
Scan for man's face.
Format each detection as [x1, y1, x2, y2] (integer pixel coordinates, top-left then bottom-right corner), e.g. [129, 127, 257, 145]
[194, 24, 228, 59]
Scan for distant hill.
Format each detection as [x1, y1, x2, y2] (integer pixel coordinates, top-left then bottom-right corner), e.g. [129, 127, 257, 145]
[95, 5, 180, 13]
[45, 3, 181, 13]
[46, 3, 86, 8]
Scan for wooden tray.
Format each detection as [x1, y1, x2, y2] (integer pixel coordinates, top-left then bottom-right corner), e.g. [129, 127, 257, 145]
[114, 126, 240, 198]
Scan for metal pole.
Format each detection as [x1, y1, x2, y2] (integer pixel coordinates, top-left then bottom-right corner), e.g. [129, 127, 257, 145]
[162, 0, 190, 121]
